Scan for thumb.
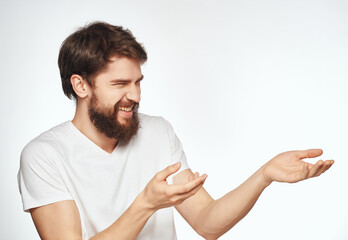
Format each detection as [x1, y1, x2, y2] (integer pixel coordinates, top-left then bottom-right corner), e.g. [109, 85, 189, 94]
[297, 149, 323, 159]
[156, 162, 181, 181]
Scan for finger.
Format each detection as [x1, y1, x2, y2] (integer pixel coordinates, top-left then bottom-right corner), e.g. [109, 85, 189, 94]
[156, 162, 181, 181]
[321, 160, 334, 173]
[187, 172, 200, 183]
[314, 160, 327, 177]
[308, 160, 324, 177]
[297, 149, 323, 160]
[180, 176, 206, 196]
[172, 178, 207, 204]
[175, 184, 203, 203]
[168, 174, 207, 195]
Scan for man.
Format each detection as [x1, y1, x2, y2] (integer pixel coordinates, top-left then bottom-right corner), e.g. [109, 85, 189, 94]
[17, 22, 334, 240]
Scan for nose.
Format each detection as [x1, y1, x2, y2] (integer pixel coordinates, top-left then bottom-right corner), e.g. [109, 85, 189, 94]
[126, 84, 141, 103]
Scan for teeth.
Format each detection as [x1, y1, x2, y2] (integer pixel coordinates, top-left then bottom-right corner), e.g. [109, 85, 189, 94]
[119, 106, 133, 112]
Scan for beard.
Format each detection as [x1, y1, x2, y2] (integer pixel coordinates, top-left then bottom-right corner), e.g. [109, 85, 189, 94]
[88, 92, 140, 143]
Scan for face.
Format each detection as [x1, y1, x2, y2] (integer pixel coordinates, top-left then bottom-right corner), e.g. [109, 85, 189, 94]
[87, 56, 143, 143]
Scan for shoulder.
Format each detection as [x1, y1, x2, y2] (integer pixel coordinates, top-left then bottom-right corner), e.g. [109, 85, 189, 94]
[139, 113, 165, 125]
[135, 113, 179, 146]
[138, 113, 165, 128]
[132, 113, 170, 139]
[20, 122, 70, 166]
[138, 113, 174, 133]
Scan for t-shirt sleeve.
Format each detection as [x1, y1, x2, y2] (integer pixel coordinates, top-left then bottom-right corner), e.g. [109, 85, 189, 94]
[17, 140, 73, 212]
[161, 118, 190, 184]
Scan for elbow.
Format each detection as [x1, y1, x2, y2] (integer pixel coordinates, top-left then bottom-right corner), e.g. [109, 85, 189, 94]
[194, 204, 226, 240]
[195, 219, 235, 240]
[199, 231, 223, 240]
[198, 223, 237, 240]
[195, 225, 224, 240]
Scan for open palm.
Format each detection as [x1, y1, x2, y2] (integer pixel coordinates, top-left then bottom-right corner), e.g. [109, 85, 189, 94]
[262, 149, 334, 184]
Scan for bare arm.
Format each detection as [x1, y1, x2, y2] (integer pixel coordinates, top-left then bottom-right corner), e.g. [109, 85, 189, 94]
[193, 167, 269, 240]
[31, 194, 154, 240]
[174, 149, 334, 240]
[31, 200, 83, 240]
[31, 162, 206, 240]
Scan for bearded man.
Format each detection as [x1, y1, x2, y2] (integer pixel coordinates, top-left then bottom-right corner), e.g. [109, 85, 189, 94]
[17, 22, 334, 240]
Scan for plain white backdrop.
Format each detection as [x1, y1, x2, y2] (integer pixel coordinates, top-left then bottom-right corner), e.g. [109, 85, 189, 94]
[1, 0, 347, 239]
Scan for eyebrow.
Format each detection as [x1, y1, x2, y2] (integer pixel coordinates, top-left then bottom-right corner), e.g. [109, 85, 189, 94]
[110, 75, 144, 83]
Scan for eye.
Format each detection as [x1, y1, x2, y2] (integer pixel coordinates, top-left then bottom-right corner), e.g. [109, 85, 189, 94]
[112, 83, 127, 86]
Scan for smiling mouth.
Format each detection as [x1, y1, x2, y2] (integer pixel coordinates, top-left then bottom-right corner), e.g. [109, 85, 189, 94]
[119, 106, 133, 112]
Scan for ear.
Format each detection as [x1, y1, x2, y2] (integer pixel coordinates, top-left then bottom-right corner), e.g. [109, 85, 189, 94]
[70, 74, 91, 99]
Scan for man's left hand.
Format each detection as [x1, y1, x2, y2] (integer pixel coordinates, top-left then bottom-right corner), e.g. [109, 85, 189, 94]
[262, 149, 334, 185]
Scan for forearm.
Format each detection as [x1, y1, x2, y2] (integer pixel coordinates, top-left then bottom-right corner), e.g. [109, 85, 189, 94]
[197, 166, 270, 239]
[89, 191, 155, 240]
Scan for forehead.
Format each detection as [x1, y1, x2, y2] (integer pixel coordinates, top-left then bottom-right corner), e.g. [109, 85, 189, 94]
[94, 56, 142, 85]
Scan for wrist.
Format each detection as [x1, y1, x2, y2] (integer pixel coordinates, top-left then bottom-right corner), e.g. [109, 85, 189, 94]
[136, 191, 157, 215]
[259, 165, 273, 188]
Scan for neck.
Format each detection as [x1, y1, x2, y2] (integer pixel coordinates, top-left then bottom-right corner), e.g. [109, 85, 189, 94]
[71, 100, 118, 154]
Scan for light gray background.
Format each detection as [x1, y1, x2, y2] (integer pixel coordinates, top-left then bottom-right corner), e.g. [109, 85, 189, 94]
[1, 0, 347, 239]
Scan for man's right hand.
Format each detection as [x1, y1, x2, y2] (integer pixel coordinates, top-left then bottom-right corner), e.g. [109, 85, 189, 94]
[30, 162, 207, 240]
[140, 162, 207, 211]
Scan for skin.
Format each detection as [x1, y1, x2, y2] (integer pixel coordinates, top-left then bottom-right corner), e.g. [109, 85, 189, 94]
[30, 56, 334, 240]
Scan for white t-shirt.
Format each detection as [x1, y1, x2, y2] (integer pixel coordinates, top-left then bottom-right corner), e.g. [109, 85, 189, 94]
[17, 113, 190, 240]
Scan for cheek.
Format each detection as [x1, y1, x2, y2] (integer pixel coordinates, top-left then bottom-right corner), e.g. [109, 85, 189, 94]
[97, 87, 127, 108]
[106, 91, 125, 105]
[114, 95, 126, 106]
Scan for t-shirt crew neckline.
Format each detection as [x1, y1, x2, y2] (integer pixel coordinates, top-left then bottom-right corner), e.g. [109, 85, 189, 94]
[67, 121, 120, 157]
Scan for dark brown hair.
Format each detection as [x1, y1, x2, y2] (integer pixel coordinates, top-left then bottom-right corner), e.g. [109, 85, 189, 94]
[58, 21, 147, 100]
